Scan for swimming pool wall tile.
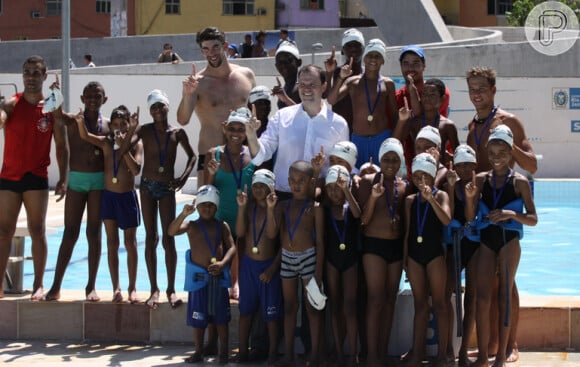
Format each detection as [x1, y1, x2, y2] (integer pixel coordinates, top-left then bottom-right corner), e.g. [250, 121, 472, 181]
[571, 308, 580, 350]
[19, 301, 83, 340]
[518, 307, 569, 349]
[149, 304, 190, 342]
[0, 300, 17, 339]
[84, 303, 150, 343]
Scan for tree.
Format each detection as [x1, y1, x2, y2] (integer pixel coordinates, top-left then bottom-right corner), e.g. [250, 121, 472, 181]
[507, 0, 580, 26]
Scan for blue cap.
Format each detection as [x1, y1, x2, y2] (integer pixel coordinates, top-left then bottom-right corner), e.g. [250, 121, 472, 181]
[228, 44, 238, 53]
[399, 45, 425, 61]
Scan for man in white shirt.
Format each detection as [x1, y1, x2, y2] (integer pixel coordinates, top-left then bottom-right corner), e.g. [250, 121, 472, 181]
[246, 64, 349, 196]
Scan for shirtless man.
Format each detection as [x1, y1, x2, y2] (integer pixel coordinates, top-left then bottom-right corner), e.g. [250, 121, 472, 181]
[177, 26, 256, 185]
[0, 55, 69, 300]
[327, 38, 397, 169]
[465, 66, 537, 366]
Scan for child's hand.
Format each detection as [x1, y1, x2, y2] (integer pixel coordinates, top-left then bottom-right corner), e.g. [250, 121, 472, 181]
[419, 175, 433, 202]
[237, 184, 248, 207]
[208, 260, 223, 275]
[324, 46, 337, 74]
[49, 73, 60, 90]
[488, 209, 514, 223]
[336, 173, 349, 192]
[446, 162, 458, 187]
[371, 173, 385, 198]
[464, 171, 478, 200]
[426, 146, 440, 164]
[311, 146, 326, 172]
[339, 57, 354, 80]
[129, 107, 140, 128]
[73, 108, 85, 124]
[246, 104, 261, 137]
[259, 268, 274, 284]
[206, 150, 219, 176]
[266, 184, 277, 209]
[398, 96, 411, 121]
[182, 202, 195, 216]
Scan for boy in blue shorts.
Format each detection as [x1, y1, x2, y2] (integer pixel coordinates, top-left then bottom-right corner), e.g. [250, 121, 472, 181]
[235, 169, 282, 365]
[75, 105, 142, 304]
[169, 184, 237, 364]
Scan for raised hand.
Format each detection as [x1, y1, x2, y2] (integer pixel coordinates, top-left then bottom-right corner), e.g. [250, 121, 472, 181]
[182, 201, 195, 216]
[426, 146, 440, 164]
[446, 161, 458, 187]
[336, 172, 349, 192]
[464, 171, 478, 200]
[324, 45, 337, 74]
[206, 150, 220, 177]
[419, 175, 433, 201]
[50, 73, 61, 90]
[266, 184, 277, 209]
[182, 63, 200, 96]
[399, 96, 411, 121]
[371, 172, 385, 198]
[129, 106, 140, 128]
[246, 103, 261, 137]
[237, 184, 248, 207]
[271, 77, 289, 100]
[311, 145, 326, 173]
[339, 57, 354, 80]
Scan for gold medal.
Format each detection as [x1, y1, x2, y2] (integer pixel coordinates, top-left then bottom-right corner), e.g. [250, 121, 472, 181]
[339, 243, 346, 251]
[367, 115, 374, 122]
[417, 236, 423, 244]
[210, 257, 217, 264]
[158, 166, 164, 173]
[112, 177, 118, 184]
[94, 149, 100, 156]
[252, 247, 259, 254]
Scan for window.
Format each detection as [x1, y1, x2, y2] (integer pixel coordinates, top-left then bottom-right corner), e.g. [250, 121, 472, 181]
[223, 0, 254, 15]
[166, 0, 180, 14]
[301, 0, 324, 10]
[96, 0, 111, 14]
[47, 0, 62, 16]
[487, 0, 514, 15]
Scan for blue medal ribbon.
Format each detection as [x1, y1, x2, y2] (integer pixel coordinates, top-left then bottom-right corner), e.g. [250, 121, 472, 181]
[198, 219, 220, 261]
[225, 146, 244, 191]
[252, 204, 267, 248]
[364, 74, 382, 121]
[421, 113, 440, 128]
[416, 188, 437, 242]
[474, 105, 499, 147]
[330, 204, 348, 249]
[285, 199, 310, 246]
[492, 169, 511, 210]
[152, 125, 171, 171]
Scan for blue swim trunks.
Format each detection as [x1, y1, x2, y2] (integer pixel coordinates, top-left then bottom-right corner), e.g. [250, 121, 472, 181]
[186, 276, 231, 329]
[140, 177, 174, 200]
[68, 171, 105, 193]
[239, 255, 282, 321]
[351, 129, 392, 169]
[101, 189, 141, 229]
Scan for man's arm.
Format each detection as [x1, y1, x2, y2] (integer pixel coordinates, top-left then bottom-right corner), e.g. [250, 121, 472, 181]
[0, 95, 15, 130]
[176, 63, 200, 125]
[53, 113, 69, 201]
[505, 116, 538, 174]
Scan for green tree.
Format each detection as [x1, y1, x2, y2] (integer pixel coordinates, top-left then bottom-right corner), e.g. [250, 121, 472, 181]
[507, 0, 580, 26]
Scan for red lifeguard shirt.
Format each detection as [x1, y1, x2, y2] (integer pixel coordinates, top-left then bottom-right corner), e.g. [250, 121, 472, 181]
[1, 93, 54, 181]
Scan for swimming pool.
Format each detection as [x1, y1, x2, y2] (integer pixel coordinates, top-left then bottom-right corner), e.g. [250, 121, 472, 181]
[20, 180, 580, 296]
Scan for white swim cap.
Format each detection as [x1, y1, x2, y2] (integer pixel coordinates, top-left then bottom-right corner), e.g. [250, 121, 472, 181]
[488, 124, 513, 148]
[325, 165, 350, 186]
[249, 85, 271, 104]
[226, 107, 251, 125]
[412, 152, 438, 179]
[147, 89, 169, 109]
[454, 144, 477, 165]
[329, 141, 358, 171]
[252, 169, 276, 187]
[276, 41, 300, 60]
[196, 184, 220, 207]
[416, 125, 441, 149]
[305, 277, 327, 310]
[363, 38, 386, 61]
[342, 28, 365, 47]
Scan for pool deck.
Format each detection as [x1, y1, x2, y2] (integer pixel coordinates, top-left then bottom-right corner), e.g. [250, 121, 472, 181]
[2, 189, 580, 365]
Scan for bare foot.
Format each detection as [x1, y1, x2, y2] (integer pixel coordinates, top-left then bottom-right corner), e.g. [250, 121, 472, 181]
[128, 289, 140, 304]
[471, 357, 491, 367]
[506, 346, 519, 363]
[45, 288, 61, 301]
[31, 287, 44, 301]
[167, 291, 183, 309]
[85, 290, 100, 302]
[229, 283, 239, 300]
[112, 290, 123, 303]
[146, 291, 160, 310]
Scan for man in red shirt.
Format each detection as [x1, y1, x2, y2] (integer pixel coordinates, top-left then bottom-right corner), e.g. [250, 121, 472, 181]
[0, 55, 68, 300]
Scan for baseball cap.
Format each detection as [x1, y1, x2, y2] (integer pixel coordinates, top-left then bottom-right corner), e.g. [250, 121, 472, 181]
[399, 45, 425, 61]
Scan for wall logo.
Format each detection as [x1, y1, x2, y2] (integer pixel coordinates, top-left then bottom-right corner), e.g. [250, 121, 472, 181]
[552, 88, 569, 109]
[571, 120, 580, 132]
[525, 1, 579, 56]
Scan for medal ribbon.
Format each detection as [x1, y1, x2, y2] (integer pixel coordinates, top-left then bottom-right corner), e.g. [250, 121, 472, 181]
[112, 149, 120, 180]
[84, 111, 103, 134]
[384, 174, 398, 222]
[285, 199, 310, 244]
[416, 188, 437, 241]
[330, 204, 348, 246]
[421, 113, 440, 128]
[474, 105, 499, 147]
[152, 126, 171, 170]
[364, 75, 382, 120]
[492, 169, 511, 210]
[225, 146, 244, 191]
[252, 204, 267, 247]
[199, 219, 220, 260]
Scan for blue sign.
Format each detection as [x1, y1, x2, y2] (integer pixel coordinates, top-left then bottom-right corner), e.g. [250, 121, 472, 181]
[570, 88, 580, 109]
[572, 120, 580, 133]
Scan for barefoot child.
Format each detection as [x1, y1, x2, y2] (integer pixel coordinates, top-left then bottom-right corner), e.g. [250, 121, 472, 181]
[169, 185, 237, 364]
[131, 89, 196, 309]
[46, 81, 109, 302]
[357, 137, 408, 367]
[443, 144, 480, 366]
[464, 125, 537, 367]
[323, 165, 361, 366]
[269, 160, 325, 366]
[403, 152, 452, 367]
[75, 105, 142, 303]
[235, 169, 282, 365]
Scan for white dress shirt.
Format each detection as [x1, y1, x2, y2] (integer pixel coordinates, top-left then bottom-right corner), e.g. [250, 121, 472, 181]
[252, 102, 349, 192]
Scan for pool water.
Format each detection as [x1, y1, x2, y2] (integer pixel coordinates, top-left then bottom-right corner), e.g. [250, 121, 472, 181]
[21, 181, 580, 296]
